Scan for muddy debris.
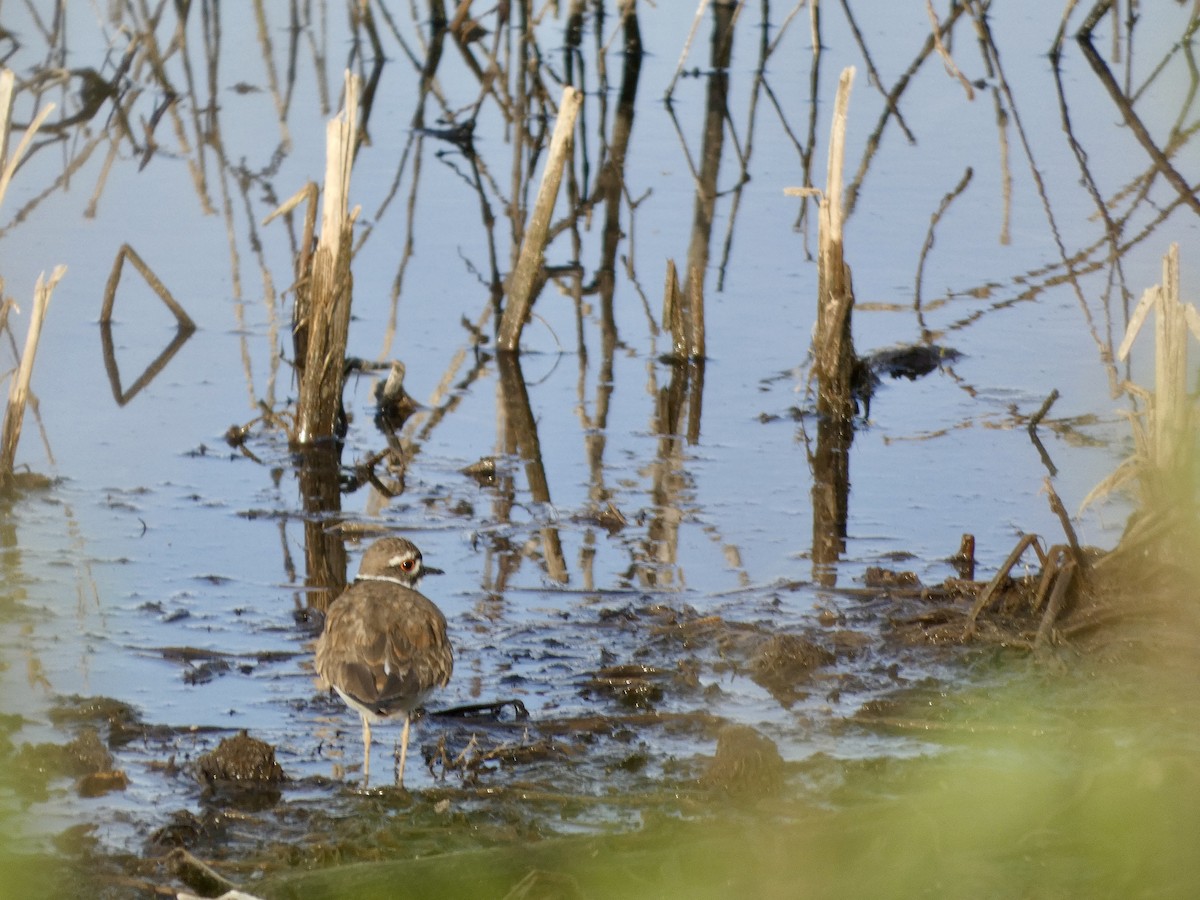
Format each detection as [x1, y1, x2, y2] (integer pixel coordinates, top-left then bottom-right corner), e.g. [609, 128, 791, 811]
[47, 694, 149, 747]
[748, 634, 836, 706]
[10, 726, 129, 800]
[572, 501, 630, 534]
[160, 646, 238, 684]
[197, 731, 286, 784]
[582, 664, 671, 710]
[194, 731, 286, 810]
[429, 732, 577, 785]
[77, 768, 131, 798]
[148, 809, 231, 852]
[863, 566, 921, 589]
[702, 724, 785, 796]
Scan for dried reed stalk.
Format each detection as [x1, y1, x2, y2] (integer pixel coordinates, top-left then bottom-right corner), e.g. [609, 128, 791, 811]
[1, 267, 66, 485]
[1115, 245, 1200, 484]
[0, 69, 13, 208]
[0, 68, 56, 213]
[1147, 244, 1194, 475]
[294, 72, 362, 446]
[1, 70, 64, 486]
[497, 85, 584, 353]
[1083, 244, 1200, 516]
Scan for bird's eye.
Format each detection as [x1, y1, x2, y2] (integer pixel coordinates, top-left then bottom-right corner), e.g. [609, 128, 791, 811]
[400, 559, 416, 571]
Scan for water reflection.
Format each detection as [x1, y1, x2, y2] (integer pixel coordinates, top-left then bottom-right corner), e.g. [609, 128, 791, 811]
[295, 444, 348, 614]
[498, 352, 568, 583]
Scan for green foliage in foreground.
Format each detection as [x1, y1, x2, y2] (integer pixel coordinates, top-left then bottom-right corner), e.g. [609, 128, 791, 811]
[255, 658, 1199, 900]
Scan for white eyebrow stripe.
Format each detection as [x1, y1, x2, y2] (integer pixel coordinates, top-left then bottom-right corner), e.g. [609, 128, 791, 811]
[388, 555, 408, 567]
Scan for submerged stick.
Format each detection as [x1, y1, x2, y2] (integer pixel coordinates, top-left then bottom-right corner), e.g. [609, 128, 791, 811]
[1, 267, 66, 485]
[497, 85, 583, 353]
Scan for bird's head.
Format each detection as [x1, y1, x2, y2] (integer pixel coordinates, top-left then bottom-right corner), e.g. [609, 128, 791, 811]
[355, 536, 443, 588]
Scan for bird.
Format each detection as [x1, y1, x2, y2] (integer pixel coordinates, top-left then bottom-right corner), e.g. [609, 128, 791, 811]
[315, 537, 453, 787]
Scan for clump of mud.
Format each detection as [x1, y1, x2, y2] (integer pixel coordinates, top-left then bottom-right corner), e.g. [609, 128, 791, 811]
[196, 731, 286, 784]
[194, 731, 286, 813]
[702, 724, 785, 796]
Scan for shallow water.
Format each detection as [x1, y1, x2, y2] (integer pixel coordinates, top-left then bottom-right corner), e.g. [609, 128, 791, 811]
[0, 1, 1197, 894]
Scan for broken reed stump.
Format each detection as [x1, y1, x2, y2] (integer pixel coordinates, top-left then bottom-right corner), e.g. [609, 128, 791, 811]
[1, 267, 65, 488]
[784, 67, 858, 584]
[2, 68, 65, 489]
[813, 66, 858, 423]
[497, 85, 584, 354]
[293, 72, 361, 446]
[658, 261, 705, 443]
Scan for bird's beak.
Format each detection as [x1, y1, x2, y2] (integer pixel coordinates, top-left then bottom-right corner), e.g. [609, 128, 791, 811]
[422, 565, 445, 576]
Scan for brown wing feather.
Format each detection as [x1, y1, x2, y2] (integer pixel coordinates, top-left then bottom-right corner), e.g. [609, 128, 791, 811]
[315, 583, 453, 718]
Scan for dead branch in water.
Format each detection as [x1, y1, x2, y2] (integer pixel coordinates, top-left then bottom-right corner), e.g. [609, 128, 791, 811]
[100, 244, 196, 331]
[914, 166, 973, 313]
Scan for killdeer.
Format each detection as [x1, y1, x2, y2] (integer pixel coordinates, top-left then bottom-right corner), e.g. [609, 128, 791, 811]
[315, 537, 453, 787]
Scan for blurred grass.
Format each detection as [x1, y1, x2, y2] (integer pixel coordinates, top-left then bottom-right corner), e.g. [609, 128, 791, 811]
[256, 652, 1200, 900]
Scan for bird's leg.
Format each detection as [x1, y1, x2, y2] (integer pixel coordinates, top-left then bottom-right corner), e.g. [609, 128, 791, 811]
[396, 714, 412, 788]
[362, 716, 372, 786]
